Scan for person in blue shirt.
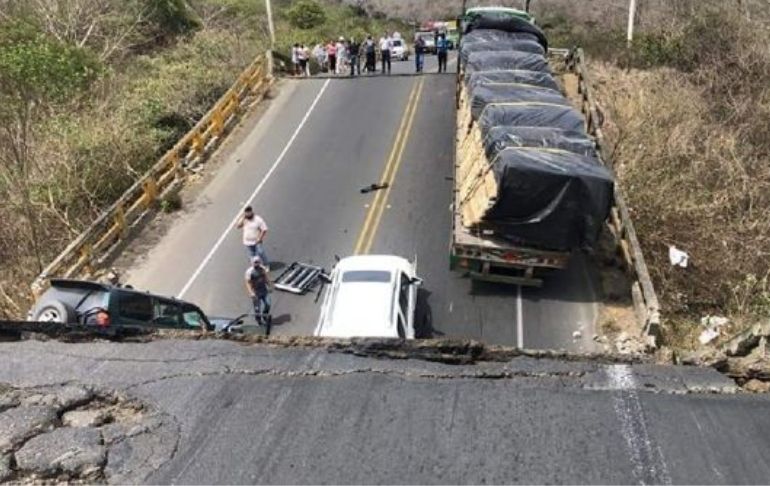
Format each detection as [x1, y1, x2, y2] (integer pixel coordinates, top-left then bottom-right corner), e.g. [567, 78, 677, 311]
[436, 33, 448, 73]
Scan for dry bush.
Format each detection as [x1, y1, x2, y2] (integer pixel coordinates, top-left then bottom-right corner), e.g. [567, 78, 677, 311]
[593, 10, 770, 327]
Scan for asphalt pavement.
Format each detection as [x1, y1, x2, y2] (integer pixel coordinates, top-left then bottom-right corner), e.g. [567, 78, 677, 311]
[124, 53, 601, 351]
[1, 338, 768, 484]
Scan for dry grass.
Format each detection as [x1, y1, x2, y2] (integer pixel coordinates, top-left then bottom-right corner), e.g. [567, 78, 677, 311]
[590, 11, 770, 346]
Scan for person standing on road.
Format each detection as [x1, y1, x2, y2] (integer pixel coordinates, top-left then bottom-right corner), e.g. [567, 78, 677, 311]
[245, 256, 272, 322]
[379, 33, 392, 74]
[291, 43, 300, 76]
[327, 39, 337, 74]
[364, 35, 376, 73]
[297, 44, 310, 77]
[236, 206, 269, 269]
[436, 33, 448, 73]
[348, 37, 361, 77]
[313, 43, 326, 73]
[414, 36, 425, 73]
[336, 37, 347, 75]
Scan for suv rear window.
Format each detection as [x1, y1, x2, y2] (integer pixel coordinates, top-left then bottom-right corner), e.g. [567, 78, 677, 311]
[341, 271, 391, 283]
[392, 40, 402, 46]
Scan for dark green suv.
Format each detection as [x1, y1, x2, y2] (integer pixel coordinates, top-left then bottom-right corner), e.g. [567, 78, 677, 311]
[27, 279, 232, 333]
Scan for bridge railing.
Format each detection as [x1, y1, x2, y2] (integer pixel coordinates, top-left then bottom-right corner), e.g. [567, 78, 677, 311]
[559, 47, 662, 344]
[31, 52, 274, 297]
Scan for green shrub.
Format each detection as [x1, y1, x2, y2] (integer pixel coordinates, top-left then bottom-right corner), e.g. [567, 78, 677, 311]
[0, 21, 102, 107]
[286, 0, 327, 30]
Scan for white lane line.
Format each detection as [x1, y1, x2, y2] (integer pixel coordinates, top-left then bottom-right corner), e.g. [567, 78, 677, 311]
[516, 285, 524, 348]
[178, 79, 332, 298]
[607, 365, 672, 485]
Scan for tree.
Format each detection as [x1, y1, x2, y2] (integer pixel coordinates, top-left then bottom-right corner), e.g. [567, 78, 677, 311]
[286, 0, 327, 30]
[0, 22, 101, 270]
[146, 0, 202, 37]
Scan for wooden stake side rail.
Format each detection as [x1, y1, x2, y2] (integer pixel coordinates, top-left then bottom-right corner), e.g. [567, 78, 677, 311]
[563, 48, 661, 343]
[31, 52, 274, 297]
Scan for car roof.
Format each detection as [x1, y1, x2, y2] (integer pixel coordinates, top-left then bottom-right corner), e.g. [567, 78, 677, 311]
[335, 255, 412, 273]
[318, 255, 413, 338]
[324, 283, 396, 338]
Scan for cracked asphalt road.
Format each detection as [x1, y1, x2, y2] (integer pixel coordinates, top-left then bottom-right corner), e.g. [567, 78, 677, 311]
[2, 339, 770, 484]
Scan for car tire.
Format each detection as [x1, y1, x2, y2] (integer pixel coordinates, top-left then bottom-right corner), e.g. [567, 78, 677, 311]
[33, 301, 76, 324]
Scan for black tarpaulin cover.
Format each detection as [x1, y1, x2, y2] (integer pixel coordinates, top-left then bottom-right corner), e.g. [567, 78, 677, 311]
[465, 70, 561, 92]
[460, 39, 545, 65]
[470, 84, 570, 120]
[483, 147, 614, 250]
[464, 15, 548, 51]
[478, 103, 586, 133]
[461, 29, 540, 49]
[465, 51, 550, 74]
[483, 126, 598, 159]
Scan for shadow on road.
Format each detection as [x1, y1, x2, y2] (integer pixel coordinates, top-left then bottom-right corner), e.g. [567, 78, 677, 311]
[415, 288, 440, 338]
[271, 314, 292, 326]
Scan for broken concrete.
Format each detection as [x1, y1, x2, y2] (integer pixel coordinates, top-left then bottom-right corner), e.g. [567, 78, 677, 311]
[0, 405, 57, 453]
[21, 385, 94, 411]
[743, 379, 770, 393]
[723, 321, 770, 357]
[15, 427, 106, 478]
[63, 409, 108, 428]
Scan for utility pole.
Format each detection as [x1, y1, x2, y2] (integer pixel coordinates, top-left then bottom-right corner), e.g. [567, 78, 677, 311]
[626, 0, 637, 47]
[264, 0, 276, 48]
[264, 0, 276, 76]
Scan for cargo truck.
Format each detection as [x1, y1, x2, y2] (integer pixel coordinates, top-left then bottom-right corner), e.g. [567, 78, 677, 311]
[451, 8, 615, 286]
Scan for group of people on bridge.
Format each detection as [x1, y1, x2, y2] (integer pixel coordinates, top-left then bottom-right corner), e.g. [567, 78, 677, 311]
[290, 31, 449, 77]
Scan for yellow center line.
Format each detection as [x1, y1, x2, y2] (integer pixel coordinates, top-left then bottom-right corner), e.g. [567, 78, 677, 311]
[360, 77, 425, 255]
[353, 80, 421, 255]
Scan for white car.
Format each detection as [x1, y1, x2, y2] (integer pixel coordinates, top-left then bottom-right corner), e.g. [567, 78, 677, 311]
[390, 39, 409, 61]
[314, 255, 422, 339]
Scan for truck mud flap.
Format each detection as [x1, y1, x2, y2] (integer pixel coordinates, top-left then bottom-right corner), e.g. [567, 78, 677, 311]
[274, 262, 326, 294]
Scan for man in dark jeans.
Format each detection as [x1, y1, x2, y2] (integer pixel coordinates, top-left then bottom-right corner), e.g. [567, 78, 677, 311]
[245, 256, 272, 324]
[348, 38, 361, 76]
[364, 35, 377, 73]
[414, 37, 425, 73]
[437, 33, 448, 73]
[379, 33, 392, 74]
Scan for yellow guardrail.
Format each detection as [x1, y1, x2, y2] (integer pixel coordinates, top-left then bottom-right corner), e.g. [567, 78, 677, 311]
[31, 52, 274, 297]
[562, 47, 662, 343]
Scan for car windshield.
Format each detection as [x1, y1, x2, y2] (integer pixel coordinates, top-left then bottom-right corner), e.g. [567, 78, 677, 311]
[392, 40, 402, 46]
[341, 270, 391, 283]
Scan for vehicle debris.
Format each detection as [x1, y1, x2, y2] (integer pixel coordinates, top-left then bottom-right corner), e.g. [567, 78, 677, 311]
[360, 182, 389, 193]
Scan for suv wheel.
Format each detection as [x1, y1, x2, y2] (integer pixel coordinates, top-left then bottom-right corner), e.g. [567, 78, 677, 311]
[33, 301, 75, 323]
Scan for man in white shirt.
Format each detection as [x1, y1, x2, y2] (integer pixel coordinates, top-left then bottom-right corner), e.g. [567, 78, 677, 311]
[236, 206, 269, 269]
[379, 33, 392, 74]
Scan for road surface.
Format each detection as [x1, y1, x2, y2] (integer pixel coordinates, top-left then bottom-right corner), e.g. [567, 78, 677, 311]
[1, 338, 768, 484]
[124, 54, 601, 351]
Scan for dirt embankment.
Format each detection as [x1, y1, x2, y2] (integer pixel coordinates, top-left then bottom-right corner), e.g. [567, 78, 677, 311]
[586, 10, 770, 351]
